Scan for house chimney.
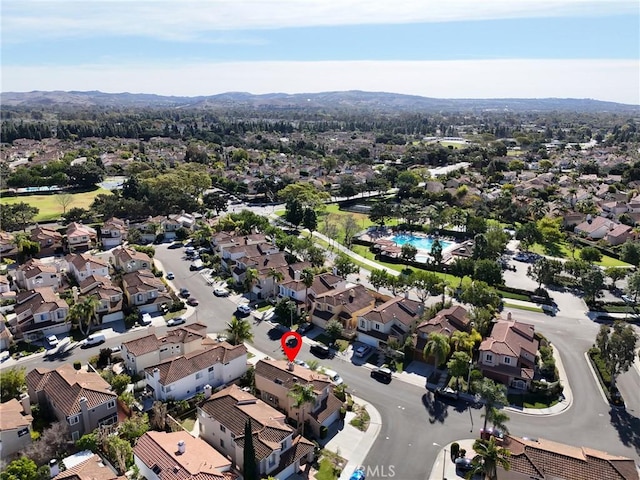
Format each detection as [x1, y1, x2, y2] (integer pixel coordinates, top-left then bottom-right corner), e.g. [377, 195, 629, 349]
[177, 440, 186, 454]
[294, 270, 301, 281]
[49, 459, 60, 478]
[507, 312, 512, 321]
[287, 361, 295, 372]
[20, 393, 31, 415]
[404, 290, 409, 299]
[204, 384, 212, 399]
[79, 396, 90, 434]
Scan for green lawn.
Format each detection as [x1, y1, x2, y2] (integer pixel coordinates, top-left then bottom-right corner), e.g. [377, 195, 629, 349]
[529, 242, 630, 267]
[316, 458, 340, 480]
[503, 302, 543, 313]
[1, 188, 111, 222]
[180, 417, 196, 431]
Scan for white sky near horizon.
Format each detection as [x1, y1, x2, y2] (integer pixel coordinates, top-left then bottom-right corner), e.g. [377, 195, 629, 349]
[2, 0, 639, 104]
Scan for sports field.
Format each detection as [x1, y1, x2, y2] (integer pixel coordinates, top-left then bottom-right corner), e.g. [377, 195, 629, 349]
[0, 188, 111, 222]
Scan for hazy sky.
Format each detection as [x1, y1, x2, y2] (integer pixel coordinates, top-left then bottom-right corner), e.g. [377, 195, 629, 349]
[2, 0, 639, 104]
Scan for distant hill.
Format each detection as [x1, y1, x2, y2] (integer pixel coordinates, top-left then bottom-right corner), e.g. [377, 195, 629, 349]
[1, 90, 638, 113]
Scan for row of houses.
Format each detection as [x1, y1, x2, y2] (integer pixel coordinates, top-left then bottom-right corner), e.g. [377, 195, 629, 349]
[1, 245, 172, 344]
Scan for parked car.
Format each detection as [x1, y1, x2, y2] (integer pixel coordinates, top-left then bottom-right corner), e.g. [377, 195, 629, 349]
[297, 322, 313, 334]
[187, 297, 199, 306]
[622, 294, 635, 304]
[310, 343, 330, 358]
[354, 345, 372, 358]
[167, 317, 186, 327]
[349, 467, 366, 480]
[46, 334, 59, 347]
[236, 304, 252, 316]
[214, 287, 230, 297]
[294, 359, 309, 369]
[168, 242, 183, 249]
[480, 427, 504, 440]
[0, 351, 10, 362]
[455, 457, 473, 472]
[179, 288, 191, 298]
[435, 387, 459, 401]
[82, 334, 106, 348]
[166, 271, 175, 280]
[370, 366, 392, 383]
[322, 368, 344, 385]
[110, 346, 121, 354]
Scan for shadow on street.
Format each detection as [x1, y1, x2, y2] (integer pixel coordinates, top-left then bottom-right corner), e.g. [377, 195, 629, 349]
[609, 407, 640, 456]
[422, 392, 449, 424]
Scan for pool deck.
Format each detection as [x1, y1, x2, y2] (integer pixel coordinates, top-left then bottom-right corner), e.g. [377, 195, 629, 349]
[358, 228, 460, 262]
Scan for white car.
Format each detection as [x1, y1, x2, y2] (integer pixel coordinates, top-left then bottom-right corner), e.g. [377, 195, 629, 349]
[214, 287, 230, 297]
[167, 317, 186, 327]
[294, 359, 309, 369]
[354, 345, 372, 358]
[321, 368, 344, 385]
[166, 272, 175, 280]
[46, 335, 59, 347]
[237, 304, 252, 316]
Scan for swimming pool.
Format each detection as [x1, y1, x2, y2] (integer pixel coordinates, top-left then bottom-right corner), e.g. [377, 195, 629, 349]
[391, 234, 453, 252]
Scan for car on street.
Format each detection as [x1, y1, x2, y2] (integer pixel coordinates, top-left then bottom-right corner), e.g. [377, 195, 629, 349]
[297, 322, 313, 334]
[349, 467, 366, 480]
[455, 457, 473, 472]
[322, 368, 344, 385]
[236, 304, 252, 316]
[214, 287, 230, 297]
[622, 294, 635, 304]
[166, 271, 175, 280]
[435, 387, 459, 401]
[167, 317, 186, 327]
[46, 334, 59, 347]
[354, 345, 372, 358]
[294, 359, 309, 369]
[187, 297, 199, 306]
[179, 288, 191, 298]
[0, 351, 10, 362]
[110, 346, 121, 354]
[310, 343, 330, 358]
[370, 366, 392, 383]
[168, 242, 183, 249]
[81, 334, 106, 348]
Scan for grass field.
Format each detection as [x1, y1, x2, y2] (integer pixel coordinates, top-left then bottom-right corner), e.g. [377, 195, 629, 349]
[529, 242, 630, 267]
[1, 188, 111, 222]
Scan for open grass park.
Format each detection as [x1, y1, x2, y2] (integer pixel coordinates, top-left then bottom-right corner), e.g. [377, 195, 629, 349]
[0, 188, 111, 222]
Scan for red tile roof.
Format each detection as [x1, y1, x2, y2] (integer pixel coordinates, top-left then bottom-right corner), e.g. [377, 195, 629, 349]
[480, 319, 538, 358]
[255, 359, 331, 394]
[360, 296, 422, 326]
[122, 323, 209, 356]
[53, 454, 124, 480]
[0, 398, 33, 431]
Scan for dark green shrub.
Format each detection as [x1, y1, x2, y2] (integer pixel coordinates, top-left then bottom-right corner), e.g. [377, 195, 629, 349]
[320, 426, 328, 439]
[73, 361, 81, 370]
[450, 442, 460, 460]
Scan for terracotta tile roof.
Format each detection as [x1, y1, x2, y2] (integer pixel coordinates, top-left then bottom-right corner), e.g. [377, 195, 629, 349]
[480, 320, 538, 358]
[122, 323, 208, 356]
[607, 224, 632, 238]
[79, 275, 121, 296]
[255, 359, 331, 393]
[102, 217, 127, 232]
[275, 436, 315, 473]
[133, 431, 235, 480]
[26, 364, 116, 416]
[15, 287, 68, 317]
[144, 343, 247, 385]
[503, 435, 639, 480]
[360, 296, 422, 326]
[123, 269, 166, 294]
[417, 305, 469, 334]
[31, 225, 62, 242]
[201, 385, 291, 460]
[53, 454, 124, 480]
[574, 216, 613, 234]
[310, 393, 343, 424]
[113, 246, 151, 264]
[67, 253, 109, 271]
[0, 398, 33, 431]
[17, 258, 57, 279]
[66, 222, 97, 238]
[314, 284, 374, 314]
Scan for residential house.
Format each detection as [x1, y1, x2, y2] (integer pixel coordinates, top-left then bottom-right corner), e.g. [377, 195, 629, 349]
[601, 200, 629, 218]
[11, 287, 70, 342]
[66, 253, 110, 283]
[0, 231, 16, 257]
[30, 225, 63, 256]
[160, 217, 182, 241]
[14, 258, 61, 291]
[574, 216, 615, 240]
[169, 211, 196, 230]
[122, 269, 172, 313]
[357, 296, 424, 348]
[51, 452, 124, 480]
[235, 251, 288, 299]
[134, 431, 236, 480]
[562, 212, 585, 229]
[101, 217, 128, 249]
[606, 224, 634, 246]
[78, 275, 124, 323]
[222, 241, 279, 277]
[0, 275, 11, 297]
[112, 246, 152, 273]
[254, 359, 342, 438]
[0, 396, 33, 460]
[309, 284, 376, 330]
[198, 385, 314, 480]
[499, 435, 639, 480]
[26, 364, 118, 441]
[478, 316, 539, 390]
[0, 317, 13, 351]
[211, 232, 268, 255]
[121, 323, 210, 374]
[414, 305, 471, 362]
[278, 269, 346, 314]
[144, 342, 247, 401]
[66, 222, 97, 251]
[132, 216, 163, 244]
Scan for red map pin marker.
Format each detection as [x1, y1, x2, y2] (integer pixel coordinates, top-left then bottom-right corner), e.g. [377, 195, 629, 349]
[281, 331, 302, 362]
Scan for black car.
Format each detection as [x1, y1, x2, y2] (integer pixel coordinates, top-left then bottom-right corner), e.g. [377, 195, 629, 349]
[310, 343, 330, 358]
[455, 457, 473, 472]
[179, 288, 191, 298]
[370, 367, 392, 383]
[435, 387, 459, 401]
[297, 323, 313, 335]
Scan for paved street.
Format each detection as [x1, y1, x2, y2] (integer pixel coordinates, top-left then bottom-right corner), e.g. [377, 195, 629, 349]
[3, 239, 640, 479]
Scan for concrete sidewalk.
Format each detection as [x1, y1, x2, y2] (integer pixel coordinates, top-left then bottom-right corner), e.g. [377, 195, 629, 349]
[428, 439, 476, 480]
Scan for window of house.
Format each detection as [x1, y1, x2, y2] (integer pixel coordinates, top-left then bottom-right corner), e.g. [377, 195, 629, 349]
[220, 425, 226, 433]
[327, 305, 333, 312]
[196, 372, 203, 379]
[17, 427, 29, 437]
[268, 453, 276, 467]
[107, 400, 116, 409]
[137, 294, 143, 302]
[57, 311, 65, 319]
[152, 465, 162, 475]
[111, 295, 119, 302]
[375, 324, 380, 331]
[220, 439, 225, 448]
[486, 354, 493, 362]
[72, 431, 80, 441]
[360, 320, 365, 328]
[208, 366, 214, 372]
[69, 416, 79, 425]
[504, 357, 511, 365]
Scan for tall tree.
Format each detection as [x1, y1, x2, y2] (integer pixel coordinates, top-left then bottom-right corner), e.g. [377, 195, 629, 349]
[423, 332, 451, 369]
[595, 322, 638, 389]
[473, 378, 508, 431]
[301, 268, 315, 313]
[342, 216, 360, 248]
[527, 258, 563, 289]
[430, 238, 443, 265]
[325, 319, 344, 342]
[400, 243, 418, 263]
[1, 457, 48, 480]
[66, 296, 100, 336]
[55, 192, 74, 214]
[447, 351, 472, 391]
[287, 383, 317, 437]
[581, 267, 605, 304]
[0, 367, 26, 402]
[369, 268, 391, 292]
[243, 268, 259, 302]
[627, 269, 640, 302]
[243, 419, 258, 480]
[268, 268, 284, 299]
[465, 437, 511, 480]
[605, 267, 627, 290]
[334, 254, 358, 279]
[225, 317, 254, 345]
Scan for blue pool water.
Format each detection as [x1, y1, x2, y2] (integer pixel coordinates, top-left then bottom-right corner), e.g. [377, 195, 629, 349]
[391, 234, 453, 252]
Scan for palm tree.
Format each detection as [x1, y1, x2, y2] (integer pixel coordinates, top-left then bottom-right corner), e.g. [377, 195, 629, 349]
[67, 296, 100, 336]
[450, 331, 475, 355]
[243, 268, 259, 303]
[225, 317, 254, 345]
[465, 437, 511, 480]
[268, 268, 284, 299]
[473, 378, 508, 431]
[422, 332, 451, 370]
[300, 268, 315, 314]
[287, 383, 317, 437]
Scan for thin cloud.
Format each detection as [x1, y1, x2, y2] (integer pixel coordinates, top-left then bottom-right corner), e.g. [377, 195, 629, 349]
[3, 59, 639, 105]
[3, 0, 637, 42]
